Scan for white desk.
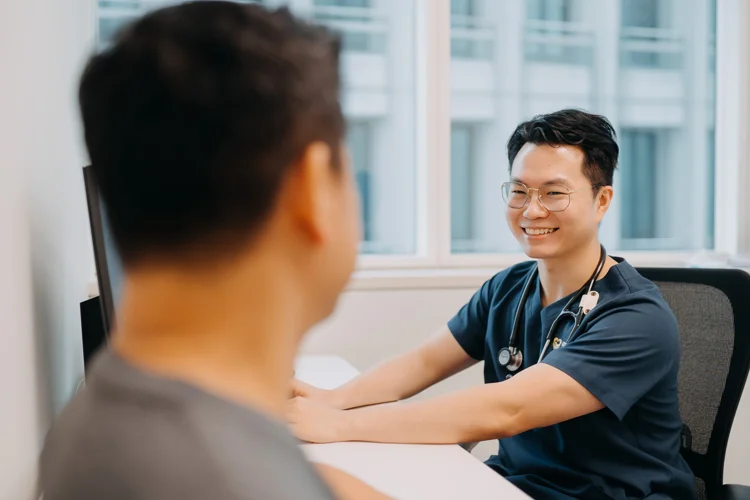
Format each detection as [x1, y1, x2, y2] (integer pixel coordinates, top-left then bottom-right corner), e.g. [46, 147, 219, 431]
[295, 355, 530, 500]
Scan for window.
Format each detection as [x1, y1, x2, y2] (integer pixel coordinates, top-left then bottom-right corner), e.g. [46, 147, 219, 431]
[450, 0, 717, 256]
[619, 130, 659, 244]
[525, 0, 591, 65]
[96, 0, 417, 256]
[450, 123, 478, 252]
[450, 0, 493, 60]
[620, 0, 681, 69]
[97, 1, 265, 49]
[621, 0, 659, 29]
[526, 0, 572, 22]
[347, 121, 375, 249]
[95, 0, 737, 270]
[313, 0, 386, 54]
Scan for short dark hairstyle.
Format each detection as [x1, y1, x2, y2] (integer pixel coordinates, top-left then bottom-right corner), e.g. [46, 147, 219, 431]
[506, 109, 619, 188]
[79, 1, 344, 266]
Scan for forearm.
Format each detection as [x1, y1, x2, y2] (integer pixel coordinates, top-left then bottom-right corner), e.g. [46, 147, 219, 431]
[332, 327, 477, 410]
[339, 383, 516, 445]
[291, 364, 603, 447]
[333, 351, 434, 410]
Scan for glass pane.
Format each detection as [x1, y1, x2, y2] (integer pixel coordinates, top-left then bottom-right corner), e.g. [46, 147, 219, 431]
[620, 130, 658, 240]
[620, 0, 680, 69]
[96, 0, 417, 256]
[451, 124, 475, 249]
[451, 0, 494, 60]
[450, 0, 716, 253]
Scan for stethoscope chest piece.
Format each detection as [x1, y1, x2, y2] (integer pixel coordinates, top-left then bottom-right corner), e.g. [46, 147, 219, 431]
[498, 346, 523, 372]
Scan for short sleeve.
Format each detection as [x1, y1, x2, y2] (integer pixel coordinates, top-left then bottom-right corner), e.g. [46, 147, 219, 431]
[447, 275, 498, 361]
[541, 293, 680, 421]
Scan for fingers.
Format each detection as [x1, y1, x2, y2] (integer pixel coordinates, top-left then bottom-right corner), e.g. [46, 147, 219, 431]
[285, 397, 315, 443]
[290, 378, 314, 398]
[286, 396, 302, 421]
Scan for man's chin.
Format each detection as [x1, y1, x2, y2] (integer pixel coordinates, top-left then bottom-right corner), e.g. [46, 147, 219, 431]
[520, 242, 558, 260]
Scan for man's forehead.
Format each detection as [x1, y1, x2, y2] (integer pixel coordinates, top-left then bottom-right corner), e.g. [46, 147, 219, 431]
[510, 143, 587, 184]
[510, 175, 571, 186]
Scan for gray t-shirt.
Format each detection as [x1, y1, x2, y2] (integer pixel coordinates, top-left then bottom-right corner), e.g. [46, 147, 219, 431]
[40, 349, 336, 500]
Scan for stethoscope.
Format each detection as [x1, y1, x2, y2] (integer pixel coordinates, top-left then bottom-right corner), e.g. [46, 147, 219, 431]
[498, 244, 607, 374]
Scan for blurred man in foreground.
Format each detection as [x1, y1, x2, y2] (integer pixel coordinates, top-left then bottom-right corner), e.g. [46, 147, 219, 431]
[39, 2, 388, 499]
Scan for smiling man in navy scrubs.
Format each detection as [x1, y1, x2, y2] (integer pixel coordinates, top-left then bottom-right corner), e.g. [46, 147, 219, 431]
[287, 109, 696, 499]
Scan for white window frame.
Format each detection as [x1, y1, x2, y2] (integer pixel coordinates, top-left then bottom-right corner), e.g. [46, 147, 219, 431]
[356, 0, 445, 270]
[715, 0, 750, 266]
[352, 0, 750, 287]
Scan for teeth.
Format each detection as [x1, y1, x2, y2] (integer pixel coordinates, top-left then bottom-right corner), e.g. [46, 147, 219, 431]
[524, 228, 557, 235]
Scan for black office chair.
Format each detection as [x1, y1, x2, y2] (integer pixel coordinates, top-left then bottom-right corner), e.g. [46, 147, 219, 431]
[637, 267, 750, 500]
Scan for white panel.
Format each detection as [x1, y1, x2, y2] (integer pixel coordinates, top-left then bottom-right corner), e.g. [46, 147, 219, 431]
[450, 94, 495, 120]
[0, 0, 95, 499]
[342, 53, 389, 88]
[619, 104, 685, 127]
[342, 91, 389, 118]
[451, 60, 496, 93]
[525, 63, 593, 97]
[620, 68, 685, 101]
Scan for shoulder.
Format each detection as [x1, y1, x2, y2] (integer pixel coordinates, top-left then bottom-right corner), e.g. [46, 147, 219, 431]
[481, 260, 536, 296]
[41, 384, 227, 497]
[41, 380, 334, 500]
[608, 260, 675, 320]
[590, 260, 680, 351]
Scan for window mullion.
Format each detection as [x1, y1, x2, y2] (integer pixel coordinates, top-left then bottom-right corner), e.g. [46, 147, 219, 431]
[432, 0, 452, 267]
[714, 0, 747, 260]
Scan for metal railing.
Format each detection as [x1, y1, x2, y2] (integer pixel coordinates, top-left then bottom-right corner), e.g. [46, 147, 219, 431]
[620, 26, 684, 70]
[523, 19, 595, 65]
[450, 15, 495, 61]
[97, 1, 388, 54]
[97, 0, 260, 46]
[310, 5, 388, 54]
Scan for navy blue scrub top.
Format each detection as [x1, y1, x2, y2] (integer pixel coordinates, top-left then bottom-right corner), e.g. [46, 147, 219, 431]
[448, 257, 696, 500]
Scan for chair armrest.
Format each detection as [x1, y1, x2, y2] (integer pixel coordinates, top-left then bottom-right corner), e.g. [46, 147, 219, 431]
[716, 484, 750, 500]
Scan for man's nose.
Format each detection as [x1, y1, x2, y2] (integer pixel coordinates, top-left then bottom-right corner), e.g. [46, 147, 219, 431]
[523, 190, 549, 219]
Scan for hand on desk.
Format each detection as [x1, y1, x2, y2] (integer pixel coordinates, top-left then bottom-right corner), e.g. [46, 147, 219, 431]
[290, 378, 346, 409]
[287, 394, 348, 444]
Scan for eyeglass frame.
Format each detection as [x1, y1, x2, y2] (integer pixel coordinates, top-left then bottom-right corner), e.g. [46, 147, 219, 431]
[501, 180, 602, 212]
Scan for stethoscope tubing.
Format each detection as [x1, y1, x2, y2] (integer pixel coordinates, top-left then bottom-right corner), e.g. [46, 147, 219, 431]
[508, 244, 607, 366]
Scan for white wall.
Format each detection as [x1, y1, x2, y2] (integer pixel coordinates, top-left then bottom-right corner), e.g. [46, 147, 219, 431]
[302, 281, 750, 485]
[0, 1, 95, 499]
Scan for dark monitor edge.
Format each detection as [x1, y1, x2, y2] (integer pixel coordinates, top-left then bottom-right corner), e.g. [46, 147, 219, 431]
[82, 165, 115, 346]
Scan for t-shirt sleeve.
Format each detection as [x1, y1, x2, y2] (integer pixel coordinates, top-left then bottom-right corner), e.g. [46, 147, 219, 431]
[541, 293, 680, 421]
[447, 275, 499, 361]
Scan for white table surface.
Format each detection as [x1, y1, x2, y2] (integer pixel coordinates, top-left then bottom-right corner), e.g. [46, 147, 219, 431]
[294, 355, 530, 500]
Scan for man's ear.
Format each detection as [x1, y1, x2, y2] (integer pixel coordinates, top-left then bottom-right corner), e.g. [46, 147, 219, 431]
[285, 142, 335, 244]
[595, 185, 614, 221]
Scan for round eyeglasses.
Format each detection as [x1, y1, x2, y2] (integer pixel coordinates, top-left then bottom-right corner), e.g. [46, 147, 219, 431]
[501, 181, 599, 212]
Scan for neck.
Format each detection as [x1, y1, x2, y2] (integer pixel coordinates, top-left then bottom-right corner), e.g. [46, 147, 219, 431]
[110, 254, 310, 420]
[537, 240, 613, 307]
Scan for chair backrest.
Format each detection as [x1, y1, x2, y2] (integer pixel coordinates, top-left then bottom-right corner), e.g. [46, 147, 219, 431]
[637, 268, 750, 500]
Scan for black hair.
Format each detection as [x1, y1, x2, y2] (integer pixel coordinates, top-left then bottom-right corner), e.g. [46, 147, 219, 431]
[79, 1, 343, 266]
[506, 109, 619, 188]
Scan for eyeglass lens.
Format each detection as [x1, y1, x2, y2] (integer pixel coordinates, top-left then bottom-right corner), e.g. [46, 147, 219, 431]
[502, 182, 571, 212]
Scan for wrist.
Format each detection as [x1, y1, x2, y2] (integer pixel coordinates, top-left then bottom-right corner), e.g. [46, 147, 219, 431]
[326, 386, 350, 410]
[337, 406, 359, 442]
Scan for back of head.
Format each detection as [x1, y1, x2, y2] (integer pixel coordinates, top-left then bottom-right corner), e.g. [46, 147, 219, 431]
[506, 109, 619, 187]
[80, 1, 345, 267]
